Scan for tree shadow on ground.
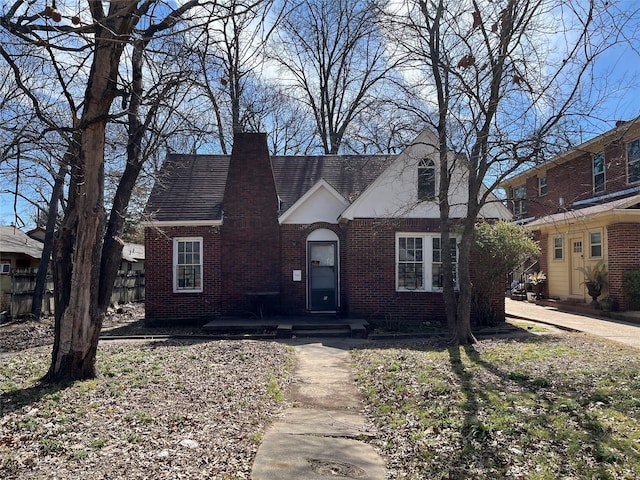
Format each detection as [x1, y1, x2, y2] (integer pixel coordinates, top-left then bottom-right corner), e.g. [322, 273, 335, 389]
[443, 341, 631, 479]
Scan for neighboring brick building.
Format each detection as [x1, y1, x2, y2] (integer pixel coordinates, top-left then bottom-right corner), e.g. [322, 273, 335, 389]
[499, 118, 640, 310]
[143, 130, 511, 326]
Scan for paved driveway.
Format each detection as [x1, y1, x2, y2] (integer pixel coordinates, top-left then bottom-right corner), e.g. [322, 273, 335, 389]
[506, 298, 640, 349]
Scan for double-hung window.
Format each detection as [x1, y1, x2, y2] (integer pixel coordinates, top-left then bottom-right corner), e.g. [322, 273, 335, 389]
[554, 237, 564, 260]
[397, 234, 458, 291]
[628, 139, 640, 184]
[593, 153, 605, 193]
[513, 185, 527, 215]
[397, 237, 424, 290]
[538, 176, 548, 196]
[173, 237, 203, 293]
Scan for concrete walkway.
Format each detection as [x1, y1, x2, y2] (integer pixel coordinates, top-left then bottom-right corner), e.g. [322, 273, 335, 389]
[251, 339, 386, 480]
[505, 298, 640, 348]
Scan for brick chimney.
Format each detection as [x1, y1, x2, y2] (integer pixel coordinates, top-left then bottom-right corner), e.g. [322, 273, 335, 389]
[220, 133, 281, 315]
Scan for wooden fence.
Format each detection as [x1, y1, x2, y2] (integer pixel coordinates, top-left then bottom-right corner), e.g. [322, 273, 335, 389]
[1, 269, 144, 318]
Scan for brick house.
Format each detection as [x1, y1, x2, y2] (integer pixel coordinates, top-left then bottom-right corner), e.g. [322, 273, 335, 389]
[142, 129, 511, 326]
[499, 118, 640, 310]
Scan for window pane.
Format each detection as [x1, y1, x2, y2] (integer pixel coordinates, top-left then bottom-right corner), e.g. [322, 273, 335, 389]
[590, 233, 602, 257]
[175, 239, 202, 291]
[554, 237, 564, 260]
[432, 238, 441, 262]
[593, 153, 605, 193]
[398, 236, 424, 290]
[418, 159, 436, 201]
[539, 176, 547, 196]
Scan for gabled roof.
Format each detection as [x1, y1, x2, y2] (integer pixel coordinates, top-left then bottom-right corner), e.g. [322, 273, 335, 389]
[278, 178, 350, 224]
[144, 153, 393, 224]
[0, 226, 44, 259]
[271, 155, 392, 213]
[526, 193, 640, 229]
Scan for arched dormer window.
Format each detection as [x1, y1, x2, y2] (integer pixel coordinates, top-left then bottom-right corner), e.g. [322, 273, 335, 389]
[418, 158, 436, 201]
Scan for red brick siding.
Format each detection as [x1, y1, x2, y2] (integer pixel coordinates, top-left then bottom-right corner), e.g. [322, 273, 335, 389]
[279, 223, 347, 315]
[144, 225, 222, 325]
[220, 133, 281, 315]
[342, 218, 504, 325]
[607, 223, 640, 311]
[507, 142, 637, 220]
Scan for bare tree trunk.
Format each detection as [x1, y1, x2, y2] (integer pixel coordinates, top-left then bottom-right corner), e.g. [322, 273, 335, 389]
[48, 123, 106, 381]
[450, 220, 477, 345]
[45, 2, 132, 381]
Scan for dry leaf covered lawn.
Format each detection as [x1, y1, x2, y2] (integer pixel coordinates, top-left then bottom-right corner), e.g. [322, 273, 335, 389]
[352, 334, 640, 480]
[1, 339, 293, 480]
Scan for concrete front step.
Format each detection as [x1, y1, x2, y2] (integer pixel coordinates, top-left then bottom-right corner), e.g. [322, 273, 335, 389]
[292, 328, 352, 338]
[205, 318, 370, 339]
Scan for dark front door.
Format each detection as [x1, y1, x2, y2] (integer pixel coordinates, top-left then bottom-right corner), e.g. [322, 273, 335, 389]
[308, 241, 338, 312]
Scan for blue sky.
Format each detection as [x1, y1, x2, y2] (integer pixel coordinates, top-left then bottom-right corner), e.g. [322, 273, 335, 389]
[2, 3, 640, 229]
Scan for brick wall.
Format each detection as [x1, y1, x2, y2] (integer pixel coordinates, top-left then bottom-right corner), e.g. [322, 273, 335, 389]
[220, 133, 281, 315]
[144, 225, 222, 325]
[279, 223, 347, 315]
[342, 218, 504, 325]
[607, 222, 640, 311]
[508, 141, 636, 220]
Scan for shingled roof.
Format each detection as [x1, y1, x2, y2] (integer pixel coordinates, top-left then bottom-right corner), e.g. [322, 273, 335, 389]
[144, 154, 230, 223]
[144, 153, 394, 223]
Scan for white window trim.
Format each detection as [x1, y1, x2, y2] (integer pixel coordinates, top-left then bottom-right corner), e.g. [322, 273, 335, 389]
[173, 237, 203, 293]
[0, 262, 10, 274]
[553, 236, 564, 261]
[396, 233, 458, 292]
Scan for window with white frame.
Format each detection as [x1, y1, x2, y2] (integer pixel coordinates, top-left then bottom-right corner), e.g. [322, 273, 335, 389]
[396, 234, 458, 291]
[554, 237, 564, 260]
[513, 184, 527, 215]
[0, 263, 10, 274]
[590, 231, 602, 258]
[628, 138, 640, 184]
[418, 158, 436, 201]
[173, 237, 203, 293]
[593, 152, 605, 193]
[538, 176, 548, 196]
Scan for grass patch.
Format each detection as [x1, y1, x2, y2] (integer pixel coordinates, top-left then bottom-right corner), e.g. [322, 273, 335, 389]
[353, 334, 640, 479]
[266, 376, 284, 402]
[507, 319, 550, 333]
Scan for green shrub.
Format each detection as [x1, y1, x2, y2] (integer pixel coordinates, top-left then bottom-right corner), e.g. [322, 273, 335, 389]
[623, 271, 640, 309]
